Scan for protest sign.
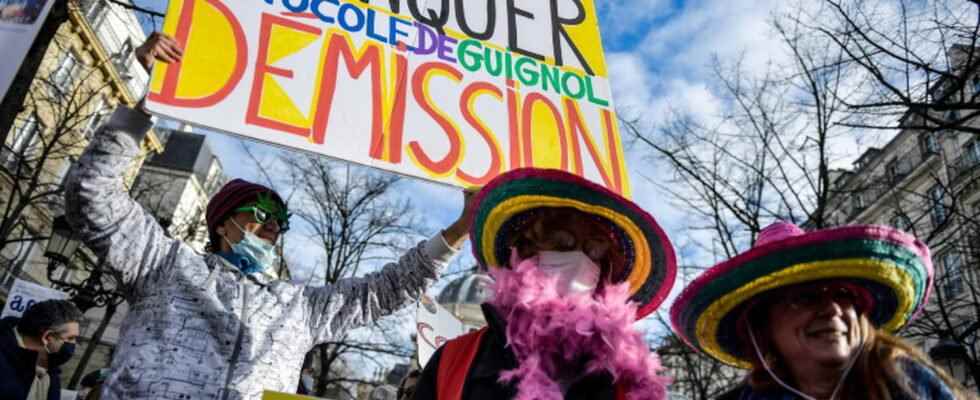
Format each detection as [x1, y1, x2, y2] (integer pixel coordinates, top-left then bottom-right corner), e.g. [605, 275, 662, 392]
[415, 294, 465, 366]
[262, 390, 322, 400]
[1, 278, 69, 319]
[0, 0, 56, 100]
[146, 0, 630, 196]
[262, 391, 324, 400]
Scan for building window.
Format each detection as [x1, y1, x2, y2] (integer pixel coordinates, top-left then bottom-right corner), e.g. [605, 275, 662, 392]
[115, 39, 134, 70]
[850, 193, 865, 215]
[940, 251, 964, 298]
[3, 113, 43, 171]
[885, 158, 912, 183]
[930, 184, 948, 227]
[85, 0, 107, 24]
[890, 213, 913, 232]
[84, 98, 108, 136]
[57, 156, 77, 190]
[51, 52, 79, 94]
[919, 132, 940, 156]
[8, 113, 42, 155]
[974, 76, 980, 95]
[946, 110, 960, 122]
[964, 140, 980, 168]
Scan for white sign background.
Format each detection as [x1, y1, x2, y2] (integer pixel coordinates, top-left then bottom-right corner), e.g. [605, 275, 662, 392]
[146, 0, 626, 193]
[0, 0, 56, 100]
[1, 278, 69, 319]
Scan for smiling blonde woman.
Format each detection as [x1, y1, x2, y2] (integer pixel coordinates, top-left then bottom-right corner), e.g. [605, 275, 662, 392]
[671, 222, 976, 400]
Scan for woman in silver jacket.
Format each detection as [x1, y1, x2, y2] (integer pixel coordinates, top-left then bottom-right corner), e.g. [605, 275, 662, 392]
[63, 33, 473, 400]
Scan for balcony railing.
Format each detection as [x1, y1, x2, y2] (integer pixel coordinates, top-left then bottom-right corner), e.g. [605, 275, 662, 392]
[950, 151, 980, 185]
[887, 143, 937, 185]
[848, 156, 937, 219]
[847, 180, 891, 218]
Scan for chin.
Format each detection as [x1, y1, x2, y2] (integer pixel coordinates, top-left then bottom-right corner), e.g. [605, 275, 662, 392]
[809, 347, 855, 366]
[801, 342, 854, 363]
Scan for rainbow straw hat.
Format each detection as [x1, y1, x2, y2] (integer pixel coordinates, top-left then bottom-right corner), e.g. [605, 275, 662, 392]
[470, 168, 677, 319]
[670, 221, 933, 368]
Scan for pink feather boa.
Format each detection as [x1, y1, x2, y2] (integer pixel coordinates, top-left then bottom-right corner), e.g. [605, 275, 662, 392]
[488, 254, 670, 400]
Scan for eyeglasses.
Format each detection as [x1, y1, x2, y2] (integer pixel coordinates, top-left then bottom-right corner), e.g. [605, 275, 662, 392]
[779, 285, 858, 310]
[235, 205, 290, 232]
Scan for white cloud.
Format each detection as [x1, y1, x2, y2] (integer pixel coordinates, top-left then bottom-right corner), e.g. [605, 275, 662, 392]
[639, 0, 785, 79]
[607, 52, 655, 115]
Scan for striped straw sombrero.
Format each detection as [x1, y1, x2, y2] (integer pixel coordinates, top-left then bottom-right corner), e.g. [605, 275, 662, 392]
[470, 168, 677, 319]
[670, 221, 933, 368]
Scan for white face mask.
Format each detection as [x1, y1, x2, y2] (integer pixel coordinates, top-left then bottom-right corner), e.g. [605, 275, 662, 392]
[536, 250, 601, 296]
[223, 219, 280, 274]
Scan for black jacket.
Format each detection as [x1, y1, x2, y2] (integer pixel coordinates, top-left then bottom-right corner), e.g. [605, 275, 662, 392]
[412, 304, 618, 400]
[0, 317, 61, 400]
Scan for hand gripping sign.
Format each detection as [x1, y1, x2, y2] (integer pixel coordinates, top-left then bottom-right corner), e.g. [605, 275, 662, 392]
[145, 0, 631, 196]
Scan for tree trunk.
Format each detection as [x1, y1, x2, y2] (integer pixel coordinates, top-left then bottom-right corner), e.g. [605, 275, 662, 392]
[68, 301, 117, 389]
[0, 0, 69, 145]
[316, 344, 329, 396]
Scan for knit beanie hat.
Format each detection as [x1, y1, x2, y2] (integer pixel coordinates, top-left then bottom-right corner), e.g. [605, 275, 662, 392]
[206, 179, 285, 242]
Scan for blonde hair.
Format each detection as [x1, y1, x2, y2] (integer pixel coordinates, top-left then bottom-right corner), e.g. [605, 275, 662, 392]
[745, 314, 977, 400]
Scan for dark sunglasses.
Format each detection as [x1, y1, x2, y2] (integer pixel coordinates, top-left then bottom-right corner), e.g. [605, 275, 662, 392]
[779, 285, 858, 310]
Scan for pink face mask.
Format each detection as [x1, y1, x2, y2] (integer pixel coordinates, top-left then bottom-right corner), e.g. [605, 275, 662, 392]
[536, 250, 601, 296]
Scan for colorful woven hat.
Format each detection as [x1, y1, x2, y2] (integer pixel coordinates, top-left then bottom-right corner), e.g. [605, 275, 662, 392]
[470, 168, 677, 319]
[669, 221, 933, 368]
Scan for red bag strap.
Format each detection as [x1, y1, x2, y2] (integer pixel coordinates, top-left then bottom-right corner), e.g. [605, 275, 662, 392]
[435, 328, 487, 400]
[615, 382, 628, 400]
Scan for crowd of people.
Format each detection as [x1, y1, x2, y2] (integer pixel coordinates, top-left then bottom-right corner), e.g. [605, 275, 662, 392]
[0, 31, 978, 400]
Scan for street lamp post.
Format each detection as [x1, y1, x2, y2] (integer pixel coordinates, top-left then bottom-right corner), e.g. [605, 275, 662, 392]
[44, 215, 127, 388]
[44, 215, 118, 313]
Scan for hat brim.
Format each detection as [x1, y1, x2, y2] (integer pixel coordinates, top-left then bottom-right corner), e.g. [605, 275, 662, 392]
[670, 225, 932, 368]
[471, 169, 677, 319]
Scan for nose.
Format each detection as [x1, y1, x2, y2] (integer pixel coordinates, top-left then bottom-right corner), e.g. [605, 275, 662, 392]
[262, 219, 281, 233]
[814, 295, 845, 317]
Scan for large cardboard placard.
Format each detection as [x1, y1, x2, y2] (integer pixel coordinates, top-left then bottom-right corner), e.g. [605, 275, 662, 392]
[0, 0, 56, 100]
[146, 0, 630, 195]
[1, 278, 69, 319]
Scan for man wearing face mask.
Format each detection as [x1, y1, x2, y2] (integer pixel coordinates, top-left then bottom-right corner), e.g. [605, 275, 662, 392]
[60, 33, 473, 400]
[0, 300, 83, 400]
[412, 169, 678, 400]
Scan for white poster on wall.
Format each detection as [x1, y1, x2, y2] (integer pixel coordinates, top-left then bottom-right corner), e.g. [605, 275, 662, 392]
[0, 0, 56, 100]
[415, 295, 465, 367]
[1, 278, 68, 319]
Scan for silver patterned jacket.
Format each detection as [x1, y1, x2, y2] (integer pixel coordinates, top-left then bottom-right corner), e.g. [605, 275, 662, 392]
[64, 107, 459, 400]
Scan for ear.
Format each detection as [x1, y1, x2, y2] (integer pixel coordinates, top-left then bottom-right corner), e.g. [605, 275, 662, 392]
[40, 329, 54, 344]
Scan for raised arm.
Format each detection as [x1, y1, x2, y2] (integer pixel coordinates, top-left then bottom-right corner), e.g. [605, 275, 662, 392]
[306, 191, 475, 343]
[63, 106, 177, 292]
[63, 32, 185, 294]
